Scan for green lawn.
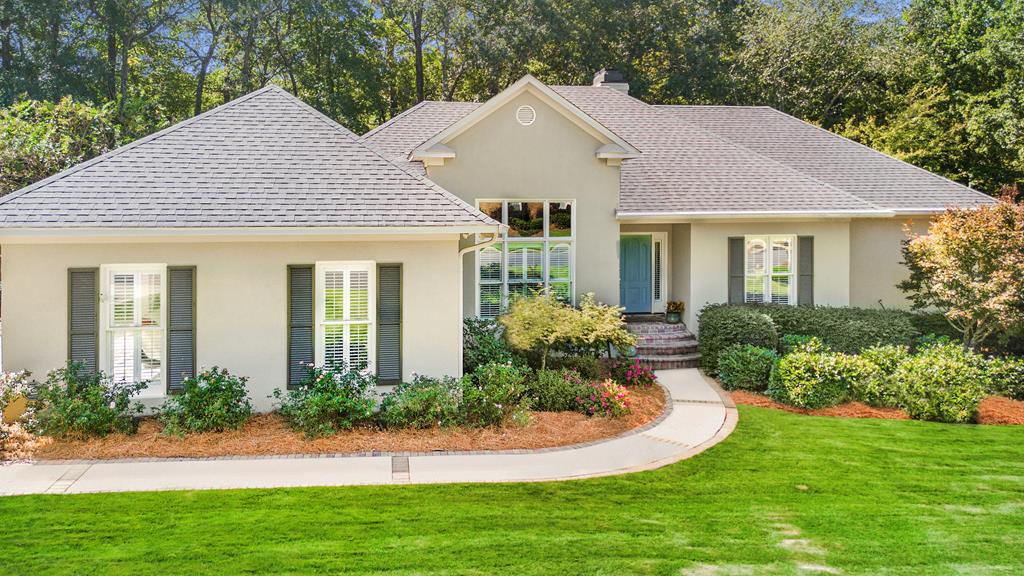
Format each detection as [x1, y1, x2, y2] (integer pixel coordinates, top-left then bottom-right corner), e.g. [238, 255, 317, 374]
[3, 407, 1024, 575]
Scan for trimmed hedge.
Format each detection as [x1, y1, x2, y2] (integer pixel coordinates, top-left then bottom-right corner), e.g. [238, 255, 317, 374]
[892, 344, 986, 423]
[698, 305, 778, 375]
[986, 356, 1024, 400]
[746, 304, 918, 354]
[768, 351, 880, 409]
[717, 345, 777, 392]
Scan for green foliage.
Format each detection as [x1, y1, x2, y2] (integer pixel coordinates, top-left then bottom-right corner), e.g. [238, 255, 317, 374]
[27, 362, 146, 440]
[462, 318, 520, 374]
[549, 355, 604, 381]
[462, 362, 531, 427]
[157, 367, 252, 436]
[986, 356, 1024, 400]
[378, 375, 464, 429]
[577, 379, 631, 417]
[717, 345, 778, 392]
[892, 344, 987, 423]
[768, 351, 879, 410]
[697, 304, 779, 375]
[859, 344, 911, 375]
[527, 369, 587, 412]
[606, 359, 658, 387]
[780, 335, 828, 354]
[747, 304, 919, 355]
[272, 364, 376, 438]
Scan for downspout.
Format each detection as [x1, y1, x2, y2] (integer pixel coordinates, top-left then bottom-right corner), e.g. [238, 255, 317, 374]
[457, 230, 501, 377]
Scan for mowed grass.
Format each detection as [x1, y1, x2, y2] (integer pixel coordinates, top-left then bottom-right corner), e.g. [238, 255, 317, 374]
[3, 407, 1024, 575]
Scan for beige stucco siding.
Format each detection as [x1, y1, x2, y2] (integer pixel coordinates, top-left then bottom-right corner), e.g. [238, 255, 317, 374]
[425, 90, 621, 312]
[1, 238, 463, 411]
[849, 217, 930, 309]
[686, 221, 852, 328]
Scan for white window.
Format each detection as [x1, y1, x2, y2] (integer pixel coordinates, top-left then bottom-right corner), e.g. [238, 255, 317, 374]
[745, 235, 796, 305]
[476, 200, 574, 318]
[316, 261, 375, 371]
[100, 264, 166, 395]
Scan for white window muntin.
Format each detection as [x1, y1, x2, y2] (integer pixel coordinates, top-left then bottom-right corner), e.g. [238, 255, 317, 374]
[475, 199, 576, 317]
[744, 235, 796, 305]
[99, 263, 167, 397]
[315, 261, 376, 372]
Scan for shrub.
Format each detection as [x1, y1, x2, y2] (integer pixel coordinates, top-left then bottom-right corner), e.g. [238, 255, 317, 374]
[717, 345, 778, 392]
[607, 359, 657, 387]
[577, 379, 631, 417]
[768, 352, 879, 409]
[462, 362, 531, 427]
[698, 304, 778, 375]
[27, 362, 146, 439]
[272, 363, 376, 438]
[780, 335, 828, 354]
[748, 304, 918, 354]
[157, 367, 252, 435]
[378, 375, 463, 429]
[463, 318, 520, 374]
[550, 355, 603, 380]
[528, 369, 588, 412]
[987, 356, 1024, 400]
[0, 370, 30, 413]
[860, 345, 911, 375]
[892, 344, 987, 423]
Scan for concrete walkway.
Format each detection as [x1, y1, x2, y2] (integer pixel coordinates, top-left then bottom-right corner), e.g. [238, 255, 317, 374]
[0, 369, 737, 496]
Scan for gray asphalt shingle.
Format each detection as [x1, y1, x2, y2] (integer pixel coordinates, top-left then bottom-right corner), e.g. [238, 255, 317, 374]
[0, 86, 498, 229]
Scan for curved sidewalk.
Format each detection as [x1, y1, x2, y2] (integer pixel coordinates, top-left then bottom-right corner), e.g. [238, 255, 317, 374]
[0, 369, 737, 496]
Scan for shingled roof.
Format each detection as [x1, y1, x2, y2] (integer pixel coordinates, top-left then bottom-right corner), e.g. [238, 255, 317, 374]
[363, 82, 995, 216]
[0, 86, 499, 230]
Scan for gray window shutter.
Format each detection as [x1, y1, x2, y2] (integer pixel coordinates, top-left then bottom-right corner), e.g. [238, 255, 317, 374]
[798, 236, 814, 306]
[167, 266, 196, 393]
[728, 237, 744, 304]
[67, 268, 99, 373]
[288, 265, 314, 388]
[377, 264, 402, 385]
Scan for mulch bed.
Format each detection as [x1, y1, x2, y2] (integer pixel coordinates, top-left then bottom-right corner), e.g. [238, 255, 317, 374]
[32, 385, 666, 461]
[731, 390, 1024, 425]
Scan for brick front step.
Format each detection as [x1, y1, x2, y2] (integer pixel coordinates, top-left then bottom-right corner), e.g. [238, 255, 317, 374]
[635, 353, 702, 370]
[625, 322, 693, 336]
[636, 342, 700, 356]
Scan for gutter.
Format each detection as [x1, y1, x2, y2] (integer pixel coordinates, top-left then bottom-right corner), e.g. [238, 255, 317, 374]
[616, 209, 896, 222]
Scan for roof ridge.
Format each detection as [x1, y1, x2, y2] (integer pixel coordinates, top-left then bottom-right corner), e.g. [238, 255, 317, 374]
[271, 89, 497, 226]
[0, 85, 280, 207]
[360, 100, 431, 141]
[652, 104, 887, 212]
[759, 106, 994, 204]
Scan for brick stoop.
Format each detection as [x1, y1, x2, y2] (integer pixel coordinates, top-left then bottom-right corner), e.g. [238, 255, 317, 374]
[626, 322, 701, 369]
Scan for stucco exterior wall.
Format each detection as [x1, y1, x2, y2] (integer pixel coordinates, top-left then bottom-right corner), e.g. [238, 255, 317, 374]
[849, 217, 930, 309]
[425, 89, 621, 312]
[686, 221, 852, 329]
[1, 237, 463, 411]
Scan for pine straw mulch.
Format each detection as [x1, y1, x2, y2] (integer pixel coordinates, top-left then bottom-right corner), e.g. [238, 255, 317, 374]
[731, 390, 1024, 425]
[32, 385, 666, 461]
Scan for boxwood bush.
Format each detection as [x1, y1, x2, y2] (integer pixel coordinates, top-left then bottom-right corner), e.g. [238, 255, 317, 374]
[698, 305, 778, 375]
[157, 367, 252, 435]
[768, 351, 880, 409]
[892, 343, 986, 423]
[717, 345, 777, 392]
[378, 375, 463, 429]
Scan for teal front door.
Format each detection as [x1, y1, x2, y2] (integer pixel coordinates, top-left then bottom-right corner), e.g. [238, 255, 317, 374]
[620, 235, 652, 313]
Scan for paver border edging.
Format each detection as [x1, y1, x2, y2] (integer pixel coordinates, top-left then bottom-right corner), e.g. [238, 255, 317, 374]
[26, 384, 676, 466]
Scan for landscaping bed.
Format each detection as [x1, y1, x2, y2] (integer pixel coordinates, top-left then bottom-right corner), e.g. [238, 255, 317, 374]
[33, 384, 666, 461]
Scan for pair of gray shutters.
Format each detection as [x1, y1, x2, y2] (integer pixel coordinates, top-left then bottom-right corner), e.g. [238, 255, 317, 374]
[728, 236, 814, 306]
[67, 267, 196, 393]
[288, 264, 402, 387]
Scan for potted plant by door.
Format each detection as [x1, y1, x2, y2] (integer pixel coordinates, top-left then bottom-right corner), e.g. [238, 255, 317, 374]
[665, 301, 685, 324]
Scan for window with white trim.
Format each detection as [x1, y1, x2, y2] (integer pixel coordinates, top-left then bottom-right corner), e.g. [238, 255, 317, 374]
[101, 264, 166, 392]
[745, 235, 796, 305]
[316, 261, 375, 370]
[476, 200, 574, 318]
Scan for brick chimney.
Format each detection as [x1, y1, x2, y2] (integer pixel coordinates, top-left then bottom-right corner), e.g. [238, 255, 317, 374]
[592, 68, 629, 95]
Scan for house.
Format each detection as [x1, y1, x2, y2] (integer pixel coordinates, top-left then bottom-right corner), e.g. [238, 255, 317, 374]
[0, 70, 994, 410]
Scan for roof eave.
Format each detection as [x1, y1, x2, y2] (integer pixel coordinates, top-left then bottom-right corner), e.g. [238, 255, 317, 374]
[616, 209, 896, 222]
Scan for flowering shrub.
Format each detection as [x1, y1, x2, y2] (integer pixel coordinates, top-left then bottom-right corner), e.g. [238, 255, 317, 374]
[892, 343, 986, 423]
[528, 369, 588, 412]
[577, 379, 631, 417]
[987, 356, 1024, 400]
[768, 351, 880, 409]
[462, 362, 531, 427]
[28, 362, 146, 439]
[0, 370, 31, 412]
[157, 367, 252, 435]
[378, 375, 464, 429]
[272, 363, 376, 438]
[608, 359, 657, 387]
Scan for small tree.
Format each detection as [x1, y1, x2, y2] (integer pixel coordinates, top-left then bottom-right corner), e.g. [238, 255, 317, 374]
[500, 292, 575, 370]
[899, 195, 1024, 350]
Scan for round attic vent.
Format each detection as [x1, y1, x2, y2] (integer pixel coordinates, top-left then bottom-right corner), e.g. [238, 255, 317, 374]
[515, 105, 536, 126]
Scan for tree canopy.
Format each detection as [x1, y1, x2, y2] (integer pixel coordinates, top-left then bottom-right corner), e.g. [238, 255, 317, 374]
[0, 0, 1021, 195]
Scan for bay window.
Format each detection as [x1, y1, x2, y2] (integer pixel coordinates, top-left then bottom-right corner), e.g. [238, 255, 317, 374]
[745, 235, 796, 305]
[100, 264, 165, 394]
[477, 200, 574, 318]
